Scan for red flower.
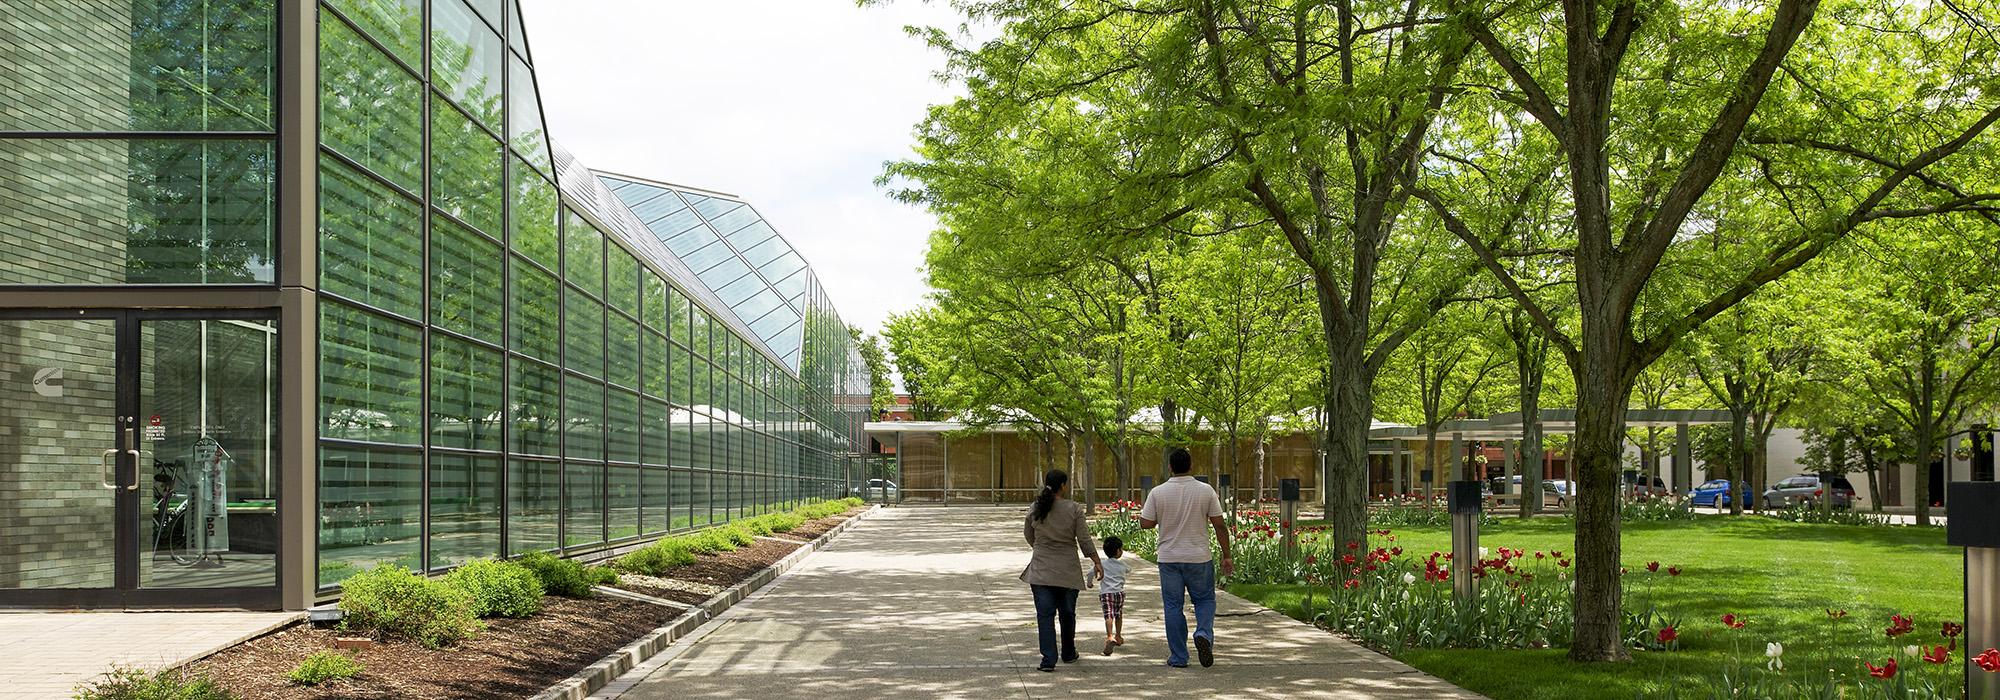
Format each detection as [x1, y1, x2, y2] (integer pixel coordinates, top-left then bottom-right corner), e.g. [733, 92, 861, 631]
[1390, 546, 1403, 556]
[1347, 541, 1360, 550]
[1517, 593, 1527, 605]
[1646, 561, 1660, 573]
[1281, 520, 1293, 529]
[1666, 566, 1681, 577]
[1923, 646, 1950, 665]
[1552, 550, 1564, 558]
[1304, 554, 1317, 565]
[1827, 609, 1848, 620]
[1535, 551, 1546, 560]
[1558, 559, 1572, 568]
[1866, 659, 1898, 680]
[1343, 578, 1361, 590]
[1975, 648, 2000, 672]
[1656, 626, 1678, 645]
[1886, 614, 1915, 638]
[1620, 567, 1629, 575]
[1341, 554, 1356, 566]
[1944, 621, 1965, 639]
[1720, 614, 1744, 629]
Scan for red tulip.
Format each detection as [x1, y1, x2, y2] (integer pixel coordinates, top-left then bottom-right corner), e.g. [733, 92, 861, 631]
[1304, 554, 1317, 565]
[1975, 648, 2000, 672]
[1944, 621, 1965, 639]
[1866, 659, 1898, 680]
[1646, 561, 1660, 573]
[1827, 609, 1849, 620]
[1886, 614, 1915, 638]
[1656, 626, 1678, 645]
[1343, 578, 1360, 590]
[1390, 546, 1403, 556]
[1666, 566, 1681, 576]
[1720, 614, 1744, 629]
[1347, 541, 1360, 550]
[1341, 554, 1356, 566]
[1558, 559, 1572, 568]
[1923, 646, 1950, 665]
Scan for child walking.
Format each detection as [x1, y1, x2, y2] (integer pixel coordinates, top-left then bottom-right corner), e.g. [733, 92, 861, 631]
[1097, 536, 1131, 655]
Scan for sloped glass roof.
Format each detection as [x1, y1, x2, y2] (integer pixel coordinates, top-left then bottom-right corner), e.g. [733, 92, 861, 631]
[597, 174, 812, 368]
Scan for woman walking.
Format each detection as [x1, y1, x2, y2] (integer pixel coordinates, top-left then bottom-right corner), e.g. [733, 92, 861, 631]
[1020, 469, 1102, 672]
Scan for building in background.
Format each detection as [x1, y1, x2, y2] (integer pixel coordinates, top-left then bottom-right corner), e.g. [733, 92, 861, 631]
[0, 0, 869, 610]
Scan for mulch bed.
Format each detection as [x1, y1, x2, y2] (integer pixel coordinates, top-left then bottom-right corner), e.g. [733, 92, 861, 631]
[188, 596, 675, 699]
[181, 506, 867, 699]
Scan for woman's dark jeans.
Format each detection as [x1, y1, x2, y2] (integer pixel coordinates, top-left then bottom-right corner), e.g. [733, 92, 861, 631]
[1031, 584, 1079, 666]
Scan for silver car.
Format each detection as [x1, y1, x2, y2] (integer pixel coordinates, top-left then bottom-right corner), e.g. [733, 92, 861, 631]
[1763, 474, 1856, 509]
[851, 478, 900, 502]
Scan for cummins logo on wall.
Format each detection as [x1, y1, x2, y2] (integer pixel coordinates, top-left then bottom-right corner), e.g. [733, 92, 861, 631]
[31, 367, 62, 398]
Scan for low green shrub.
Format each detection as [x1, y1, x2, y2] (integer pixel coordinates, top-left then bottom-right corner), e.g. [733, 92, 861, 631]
[618, 540, 697, 575]
[286, 650, 363, 686]
[516, 551, 597, 598]
[585, 563, 618, 587]
[337, 564, 483, 648]
[722, 524, 757, 547]
[681, 528, 740, 554]
[73, 668, 234, 700]
[443, 559, 544, 618]
[795, 498, 861, 520]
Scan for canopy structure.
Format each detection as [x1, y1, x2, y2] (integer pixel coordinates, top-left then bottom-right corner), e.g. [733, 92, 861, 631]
[1369, 409, 1734, 495]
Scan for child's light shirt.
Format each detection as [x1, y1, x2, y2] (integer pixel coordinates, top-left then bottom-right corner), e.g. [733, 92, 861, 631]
[1099, 557, 1131, 595]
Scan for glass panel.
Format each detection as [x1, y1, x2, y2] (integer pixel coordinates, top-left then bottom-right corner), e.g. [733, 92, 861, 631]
[427, 453, 499, 570]
[510, 158, 559, 267]
[750, 311, 798, 344]
[429, 333, 502, 451]
[661, 221, 716, 256]
[507, 458, 558, 554]
[725, 220, 777, 251]
[681, 240, 737, 275]
[463, 0, 502, 30]
[429, 214, 503, 343]
[706, 206, 760, 238]
[564, 288, 604, 378]
[0, 319, 118, 589]
[608, 313, 640, 390]
[507, 51, 552, 175]
[0, 139, 275, 285]
[430, 0, 503, 128]
[607, 465, 641, 540]
[626, 187, 687, 223]
[563, 461, 603, 547]
[678, 469, 707, 527]
[692, 197, 740, 221]
[505, 0, 528, 57]
[318, 446, 421, 586]
[509, 257, 559, 361]
[137, 320, 277, 584]
[564, 210, 605, 298]
[1, 0, 274, 132]
[564, 376, 604, 461]
[643, 272, 667, 332]
[670, 342, 693, 408]
[321, 16, 421, 191]
[717, 272, 766, 306]
[320, 302, 422, 444]
[643, 398, 669, 466]
[642, 467, 668, 535]
[742, 233, 791, 268]
[642, 330, 668, 399]
[320, 157, 422, 318]
[431, 95, 503, 236]
[607, 389, 641, 464]
[669, 288, 692, 348]
[329, 0, 422, 65]
[608, 245, 641, 317]
[509, 358, 560, 456]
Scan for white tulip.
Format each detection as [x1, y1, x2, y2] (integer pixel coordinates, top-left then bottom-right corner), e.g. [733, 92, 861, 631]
[1401, 572, 1417, 585]
[1479, 547, 1490, 558]
[1765, 642, 1783, 671]
[1904, 645, 1922, 659]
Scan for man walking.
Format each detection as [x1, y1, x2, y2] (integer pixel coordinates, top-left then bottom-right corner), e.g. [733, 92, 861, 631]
[1139, 448, 1232, 668]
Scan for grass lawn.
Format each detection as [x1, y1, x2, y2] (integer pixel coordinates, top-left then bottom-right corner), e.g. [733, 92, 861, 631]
[1229, 516, 1961, 699]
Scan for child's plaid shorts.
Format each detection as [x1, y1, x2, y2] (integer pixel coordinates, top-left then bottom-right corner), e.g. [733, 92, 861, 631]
[1099, 591, 1125, 620]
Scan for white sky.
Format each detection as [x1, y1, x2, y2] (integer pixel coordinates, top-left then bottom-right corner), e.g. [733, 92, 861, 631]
[518, 0, 966, 338]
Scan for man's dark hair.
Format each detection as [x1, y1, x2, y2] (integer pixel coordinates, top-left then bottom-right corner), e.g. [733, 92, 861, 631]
[1169, 448, 1192, 474]
[1103, 535, 1124, 558]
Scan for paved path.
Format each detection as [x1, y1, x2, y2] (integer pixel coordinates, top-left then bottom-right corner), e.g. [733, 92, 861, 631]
[0, 610, 298, 699]
[608, 507, 1484, 700]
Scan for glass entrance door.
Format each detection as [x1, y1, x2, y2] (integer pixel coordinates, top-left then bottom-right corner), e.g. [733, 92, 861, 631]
[0, 311, 278, 608]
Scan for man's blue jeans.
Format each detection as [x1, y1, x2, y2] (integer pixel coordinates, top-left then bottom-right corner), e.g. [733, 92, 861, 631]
[1030, 584, 1078, 666]
[1158, 561, 1216, 666]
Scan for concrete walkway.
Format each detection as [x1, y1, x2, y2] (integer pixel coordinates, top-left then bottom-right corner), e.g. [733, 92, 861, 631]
[0, 610, 298, 699]
[608, 507, 1484, 700]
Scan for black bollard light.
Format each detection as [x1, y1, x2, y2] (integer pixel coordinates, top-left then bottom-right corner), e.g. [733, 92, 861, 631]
[1448, 481, 1483, 602]
[1949, 482, 2000, 699]
[1280, 478, 1301, 561]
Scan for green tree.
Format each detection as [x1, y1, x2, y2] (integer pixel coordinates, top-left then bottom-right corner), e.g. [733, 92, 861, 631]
[849, 326, 895, 418]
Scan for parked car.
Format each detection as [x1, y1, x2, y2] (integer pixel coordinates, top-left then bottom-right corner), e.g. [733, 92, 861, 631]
[851, 479, 900, 502]
[1624, 473, 1670, 498]
[1504, 476, 1571, 508]
[1763, 474, 1856, 509]
[1689, 479, 1753, 508]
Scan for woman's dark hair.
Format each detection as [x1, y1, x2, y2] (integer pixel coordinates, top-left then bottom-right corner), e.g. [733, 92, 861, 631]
[1031, 469, 1070, 522]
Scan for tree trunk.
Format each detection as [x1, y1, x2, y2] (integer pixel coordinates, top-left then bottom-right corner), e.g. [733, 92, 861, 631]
[1514, 318, 1546, 518]
[1324, 337, 1373, 551]
[1568, 350, 1639, 662]
[1255, 433, 1269, 504]
[1082, 435, 1098, 510]
[1915, 420, 1937, 526]
[1728, 392, 1748, 516]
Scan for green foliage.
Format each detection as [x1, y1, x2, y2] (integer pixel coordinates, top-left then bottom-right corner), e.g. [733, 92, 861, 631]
[442, 558, 544, 618]
[1619, 497, 1696, 523]
[285, 651, 363, 686]
[336, 564, 483, 648]
[72, 668, 234, 700]
[1765, 502, 1907, 528]
[515, 551, 600, 598]
[618, 539, 697, 575]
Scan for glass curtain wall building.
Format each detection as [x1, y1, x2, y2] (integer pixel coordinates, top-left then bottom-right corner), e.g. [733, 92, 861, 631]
[0, 0, 867, 609]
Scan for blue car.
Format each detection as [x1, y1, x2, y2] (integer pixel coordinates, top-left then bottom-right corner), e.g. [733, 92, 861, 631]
[1690, 479, 1752, 507]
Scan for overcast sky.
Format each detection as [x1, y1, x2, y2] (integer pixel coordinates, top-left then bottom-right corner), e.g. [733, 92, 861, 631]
[519, 0, 967, 338]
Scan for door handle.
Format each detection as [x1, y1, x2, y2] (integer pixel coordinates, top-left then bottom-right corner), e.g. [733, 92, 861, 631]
[124, 449, 140, 491]
[101, 448, 118, 490]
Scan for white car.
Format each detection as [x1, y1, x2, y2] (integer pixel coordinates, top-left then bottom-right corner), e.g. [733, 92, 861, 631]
[1504, 476, 1572, 507]
[851, 479, 900, 502]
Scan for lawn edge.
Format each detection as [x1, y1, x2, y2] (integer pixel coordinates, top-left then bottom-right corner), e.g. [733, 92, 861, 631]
[527, 505, 881, 700]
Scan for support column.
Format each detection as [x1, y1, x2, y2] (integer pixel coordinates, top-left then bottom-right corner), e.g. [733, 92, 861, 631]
[1674, 423, 1693, 495]
[1450, 432, 1465, 481]
[1502, 439, 1517, 495]
[277, 0, 320, 612]
[1392, 440, 1406, 496]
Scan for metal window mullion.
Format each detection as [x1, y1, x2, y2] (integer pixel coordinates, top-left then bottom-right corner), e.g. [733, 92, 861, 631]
[416, 0, 433, 576]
